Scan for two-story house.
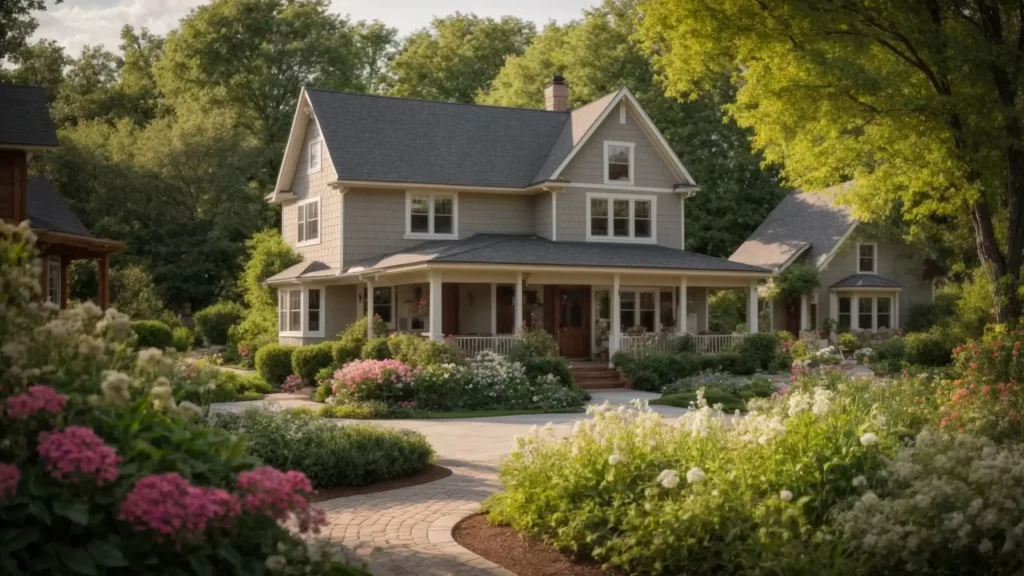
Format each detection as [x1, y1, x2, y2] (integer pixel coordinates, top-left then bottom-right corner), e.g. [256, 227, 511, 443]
[730, 186, 937, 336]
[0, 84, 124, 308]
[266, 75, 771, 358]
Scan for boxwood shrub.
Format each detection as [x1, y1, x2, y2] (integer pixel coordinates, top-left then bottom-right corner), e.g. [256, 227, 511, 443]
[130, 319, 174, 349]
[213, 407, 434, 487]
[193, 300, 245, 346]
[360, 337, 392, 360]
[737, 332, 779, 370]
[171, 326, 194, 351]
[904, 331, 951, 366]
[292, 343, 334, 383]
[255, 343, 296, 386]
[521, 356, 574, 388]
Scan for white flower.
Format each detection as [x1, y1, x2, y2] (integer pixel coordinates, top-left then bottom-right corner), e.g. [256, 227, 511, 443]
[172, 401, 204, 422]
[265, 555, 287, 571]
[860, 432, 879, 447]
[788, 391, 812, 416]
[860, 491, 880, 506]
[100, 370, 132, 406]
[779, 490, 793, 502]
[657, 469, 680, 489]
[851, 475, 867, 488]
[811, 387, 832, 416]
[686, 467, 705, 484]
[608, 454, 623, 465]
[979, 539, 993, 554]
[137, 347, 164, 369]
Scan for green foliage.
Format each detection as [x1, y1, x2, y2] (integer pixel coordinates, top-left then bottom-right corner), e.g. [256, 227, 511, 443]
[229, 229, 301, 351]
[507, 327, 558, 362]
[906, 295, 957, 333]
[334, 316, 390, 358]
[254, 343, 296, 386]
[331, 340, 361, 367]
[171, 326, 193, 352]
[212, 407, 434, 488]
[360, 337, 392, 360]
[317, 401, 396, 419]
[904, 332, 952, 367]
[654, 387, 748, 412]
[737, 332, 778, 370]
[768, 263, 820, 301]
[194, 300, 244, 346]
[520, 357, 574, 389]
[838, 333, 860, 351]
[109, 264, 166, 320]
[390, 13, 535, 102]
[387, 333, 463, 368]
[292, 343, 334, 384]
[708, 289, 746, 334]
[130, 320, 174, 349]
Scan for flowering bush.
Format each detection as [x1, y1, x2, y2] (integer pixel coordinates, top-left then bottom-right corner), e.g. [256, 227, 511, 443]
[854, 347, 873, 363]
[281, 374, 304, 393]
[331, 359, 415, 403]
[0, 222, 367, 575]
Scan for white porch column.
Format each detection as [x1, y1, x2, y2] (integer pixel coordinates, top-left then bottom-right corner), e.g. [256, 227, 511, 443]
[365, 280, 374, 338]
[747, 281, 759, 334]
[677, 277, 688, 334]
[829, 292, 838, 326]
[490, 283, 497, 335]
[611, 274, 621, 355]
[514, 273, 523, 333]
[851, 296, 860, 330]
[429, 271, 443, 340]
[799, 294, 809, 332]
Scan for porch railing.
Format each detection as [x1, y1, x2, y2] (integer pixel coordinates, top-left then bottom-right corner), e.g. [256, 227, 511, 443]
[614, 333, 746, 358]
[693, 334, 745, 355]
[449, 335, 520, 358]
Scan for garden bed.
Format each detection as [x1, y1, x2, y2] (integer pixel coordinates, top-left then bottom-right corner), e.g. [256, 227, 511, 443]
[453, 514, 620, 576]
[309, 464, 452, 502]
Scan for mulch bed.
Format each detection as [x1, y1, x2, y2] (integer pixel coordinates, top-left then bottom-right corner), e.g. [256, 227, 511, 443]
[453, 513, 621, 576]
[309, 464, 452, 502]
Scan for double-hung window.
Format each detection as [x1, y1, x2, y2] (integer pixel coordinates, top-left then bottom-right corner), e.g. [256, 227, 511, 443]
[308, 139, 321, 173]
[838, 296, 852, 330]
[588, 194, 655, 243]
[46, 256, 60, 304]
[296, 198, 320, 245]
[876, 297, 892, 329]
[278, 288, 324, 336]
[406, 192, 457, 238]
[373, 287, 393, 324]
[604, 141, 634, 184]
[858, 297, 874, 330]
[858, 243, 877, 273]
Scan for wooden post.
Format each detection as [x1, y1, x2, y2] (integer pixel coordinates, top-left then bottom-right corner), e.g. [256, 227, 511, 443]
[39, 252, 48, 303]
[98, 253, 110, 310]
[60, 256, 68, 309]
[514, 272, 523, 333]
[677, 277, 688, 334]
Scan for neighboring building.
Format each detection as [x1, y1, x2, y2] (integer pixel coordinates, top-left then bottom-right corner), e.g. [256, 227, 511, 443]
[266, 75, 771, 358]
[730, 187, 936, 336]
[0, 84, 124, 308]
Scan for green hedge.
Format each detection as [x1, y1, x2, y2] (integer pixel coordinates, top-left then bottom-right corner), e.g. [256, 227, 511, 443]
[213, 407, 434, 487]
[255, 344, 296, 386]
[292, 343, 334, 383]
[737, 332, 779, 370]
[521, 356, 574, 388]
[904, 331, 952, 366]
[130, 320, 174, 349]
[171, 326, 194, 352]
[194, 300, 245, 346]
[360, 337, 392, 360]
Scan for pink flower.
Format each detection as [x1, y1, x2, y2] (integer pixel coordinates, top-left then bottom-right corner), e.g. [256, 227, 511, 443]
[119, 473, 241, 544]
[37, 426, 121, 485]
[281, 374, 304, 393]
[0, 462, 20, 499]
[4, 385, 67, 419]
[236, 467, 325, 534]
[332, 359, 414, 392]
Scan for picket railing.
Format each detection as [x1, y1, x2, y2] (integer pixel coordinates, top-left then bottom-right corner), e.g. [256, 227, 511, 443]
[449, 335, 520, 358]
[694, 334, 745, 355]
[614, 333, 745, 358]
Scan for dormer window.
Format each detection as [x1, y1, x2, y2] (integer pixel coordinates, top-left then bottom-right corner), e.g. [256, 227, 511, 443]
[858, 243, 877, 274]
[308, 139, 322, 173]
[604, 141, 634, 184]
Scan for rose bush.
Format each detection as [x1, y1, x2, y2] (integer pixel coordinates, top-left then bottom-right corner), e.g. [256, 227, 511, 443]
[0, 221, 367, 575]
[330, 359, 416, 403]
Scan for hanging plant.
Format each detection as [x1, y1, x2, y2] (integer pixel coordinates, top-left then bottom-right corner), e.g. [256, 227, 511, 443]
[766, 263, 820, 300]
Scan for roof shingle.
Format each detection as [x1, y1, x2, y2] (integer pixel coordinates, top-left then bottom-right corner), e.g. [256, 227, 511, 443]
[27, 177, 93, 237]
[830, 273, 903, 289]
[0, 85, 59, 148]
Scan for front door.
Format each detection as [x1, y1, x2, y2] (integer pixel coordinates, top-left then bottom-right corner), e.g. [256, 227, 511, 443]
[784, 296, 800, 336]
[557, 287, 590, 359]
[442, 283, 460, 336]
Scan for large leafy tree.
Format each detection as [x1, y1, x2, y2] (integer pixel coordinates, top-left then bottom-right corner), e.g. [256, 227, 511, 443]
[0, 0, 59, 62]
[482, 0, 786, 256]
[639, 0, 1024, 322]
[353, 20, 399, 95]
[3, 39, 69, 94]
[389, 13, 536, 103]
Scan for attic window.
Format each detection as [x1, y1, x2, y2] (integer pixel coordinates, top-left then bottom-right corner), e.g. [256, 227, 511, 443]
[308, 139, 322, 173]
[604, 141, 633, 184]
[858, 243, 876, 274]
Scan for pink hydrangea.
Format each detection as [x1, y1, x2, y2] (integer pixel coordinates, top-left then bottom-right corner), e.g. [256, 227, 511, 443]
[4, 385, 67, 419]
[236, 466, 325, 534]
[331, 359, 414, 394]
[281, 374, 304, 393]
[0, 462, 20, 499]
[119, 473, 241, 544]
[37, 426, 121, 485]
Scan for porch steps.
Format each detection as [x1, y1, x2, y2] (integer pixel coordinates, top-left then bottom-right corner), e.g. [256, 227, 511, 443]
[570, 360, 625, 390]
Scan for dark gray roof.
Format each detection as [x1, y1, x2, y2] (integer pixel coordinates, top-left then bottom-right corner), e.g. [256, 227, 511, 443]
[0, 85, 59, 148]
[265, 260, 337, 283]
[346, 234, 769, 274]
[730, 185, 857, 271]
[27, 177, 92, 237]
[306, 89, 580, 188]
[831, 273, 903, 289]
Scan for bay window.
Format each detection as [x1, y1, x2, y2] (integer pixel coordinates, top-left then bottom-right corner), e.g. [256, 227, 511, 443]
[587, 193, 656, 243]
[406, 191, 457, 238]
[278, 288, 325, 336]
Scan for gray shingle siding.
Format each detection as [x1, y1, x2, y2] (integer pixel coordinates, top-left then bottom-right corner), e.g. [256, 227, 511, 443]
[281, 119, 342, 268]
[555, 187, 681, 250]
[534, 192, 553, 240]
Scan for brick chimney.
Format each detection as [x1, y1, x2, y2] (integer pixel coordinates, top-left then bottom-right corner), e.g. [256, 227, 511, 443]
[544, 73, 570, 112]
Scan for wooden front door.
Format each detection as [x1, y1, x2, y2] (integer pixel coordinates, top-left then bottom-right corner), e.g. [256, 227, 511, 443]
[556, 287, 590, 359]
[784, 296, 800, 336]
[495, 286, 514, 334]
[442, 283, 460, 336]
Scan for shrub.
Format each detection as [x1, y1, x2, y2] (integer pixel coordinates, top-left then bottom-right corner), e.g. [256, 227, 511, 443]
[508, 327, 558, 361]
[671, 334, 696, 354]
[737, 332, 778, 370]
[130, 319, 174, 349]
[611, 351, 633, 370]
[904, 331, 952, 366]
[619, 353, 699, 391]
[171, 326, 193, 351]
[254, 343, 296, 386]
[387, 332, 426, 364]
[318, 401, 397, 419]
[331, 339, 361, 367]
[360, 337, 392, 360]
[838, 332, 860, 350]
[521, 356, 574, 388]
[873, 336, 906, 364]
[629, 370, 661, 392]
[228, 229, 301, 351]
[212, 407, 434, 488]
[653, 387, 747, 412]
[292, 343, 334, 383]
[417, 338, 463, 366]
[789, 340, 813, 361]
[194, 300, 245, 346]
[314, 366, 335, 402]
[716, 351, 757, 375]
[330, 359, 415, 403]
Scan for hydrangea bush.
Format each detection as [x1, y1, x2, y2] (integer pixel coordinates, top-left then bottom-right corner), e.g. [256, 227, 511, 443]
[330, 359, 415, 403]
[0, 222, 366, 575]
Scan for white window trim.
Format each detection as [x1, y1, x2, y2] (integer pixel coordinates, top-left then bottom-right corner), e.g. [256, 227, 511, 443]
[295, 197, 321, 247]
[585, 192, 657, 244]
[307, 138, 322, 174]
[278, 287, 326, 338]
[46, 256, 60, 304]
[856, 242, 878, 274]
[597, 286, 674, 334]
[603, 141, 635, 185]
[404, 190, 459, 240]
[372, 286, 397, 329]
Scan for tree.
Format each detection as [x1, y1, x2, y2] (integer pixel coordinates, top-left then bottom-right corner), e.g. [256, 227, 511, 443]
[3, 39, 69, 94]
[353, 20, 398, 94]
[117, 26, 165, 125]
[52, 45, 124, 126]
[156, 0, 362, 183]
[482, 0, 786, 256]
[0, 0, 59, 62]
[229, 229, 300, 350]
[638, 0, 1024, 322]
[390, 13, 536, 103]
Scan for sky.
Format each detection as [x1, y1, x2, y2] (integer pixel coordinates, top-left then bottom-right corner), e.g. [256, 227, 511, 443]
[34, 0, 595, 55]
